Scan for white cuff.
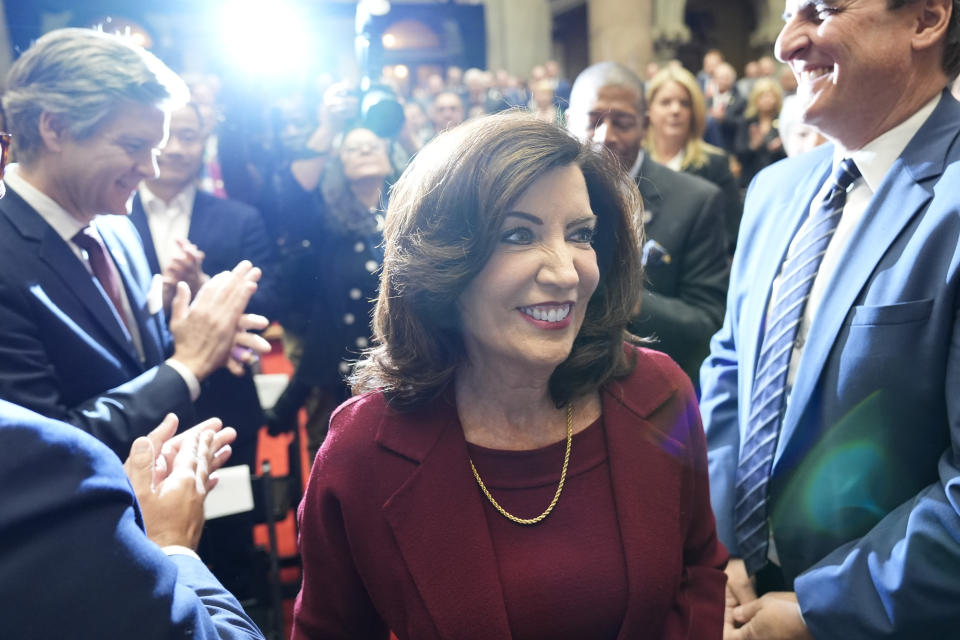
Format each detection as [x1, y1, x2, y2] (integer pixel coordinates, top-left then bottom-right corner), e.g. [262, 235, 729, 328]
[161, 545, 201, 561]
[165, 358, 201, 401]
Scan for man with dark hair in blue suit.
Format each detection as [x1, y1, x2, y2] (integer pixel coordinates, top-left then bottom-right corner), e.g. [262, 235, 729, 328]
[0, 92, 263, 640]
[702, 0, 960, 637]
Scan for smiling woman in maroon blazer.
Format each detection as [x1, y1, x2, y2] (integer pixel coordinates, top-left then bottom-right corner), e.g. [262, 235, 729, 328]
[292, 112, 727, 640]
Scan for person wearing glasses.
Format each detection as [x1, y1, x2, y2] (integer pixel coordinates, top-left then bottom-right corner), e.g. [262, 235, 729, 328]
[565, 62, 729, 389]
[127, 100, 279, 602]
[0, 98, 264, 640]
[0, 28, 270, 459]
[268, 127, 394, 460]
[291, 112, 727, 639]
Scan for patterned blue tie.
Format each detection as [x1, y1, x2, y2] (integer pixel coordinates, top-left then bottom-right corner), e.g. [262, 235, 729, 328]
[734, 158, 861, 575]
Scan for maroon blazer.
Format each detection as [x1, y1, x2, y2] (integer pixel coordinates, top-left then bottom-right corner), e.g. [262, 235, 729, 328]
[292, 347, 727, 639]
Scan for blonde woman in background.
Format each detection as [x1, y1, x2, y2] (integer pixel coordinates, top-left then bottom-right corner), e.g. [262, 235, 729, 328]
[735, 78, 788, 187]
[645, 67, 742, 255]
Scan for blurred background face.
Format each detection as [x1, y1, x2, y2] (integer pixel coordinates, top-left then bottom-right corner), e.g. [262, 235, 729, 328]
[703, 51, 723, 74]
[404, 102, 428, 131]
[186, 79, 220, 136]
[339, 128, 391, 183]
[648, 81, 692, 143]
[446, 66, 463, 86]
[755, 90, 779, 116]
[153, 105, 206, 190]
[532, 82, 555, 109]
[784, 123, 827, 157]
[323, 82, 361, 124]
[779, 66, 799, 94]
[757, 56, 776, 78]
[430, 92, 465, 131]
[645, 61, 661, 81]
[714, 65, 736, 93]
[426, 74, 445, 95]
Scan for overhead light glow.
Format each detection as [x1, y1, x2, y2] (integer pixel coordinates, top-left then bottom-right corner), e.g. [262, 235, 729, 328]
[382, 33, 397, 48]
[218, 0, 310, 77]
[360, 0, 391, 17]
[393, 64, 409, 79]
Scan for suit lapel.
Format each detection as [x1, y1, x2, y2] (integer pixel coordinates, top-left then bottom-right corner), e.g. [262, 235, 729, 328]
[129, 195, 162, 275]
[187, 191, 211, 247]
[39, 227, 141, 366]
[0, 190, 142, 368]
[601, 357, 682, 639]
[776, 94, 959, 460]
[98, 221, 166, 366]
[377, 348, 693, 638]
[742, 149, 833, 400]
[635, 160, 663, 226]
[378, 396, 512, 640]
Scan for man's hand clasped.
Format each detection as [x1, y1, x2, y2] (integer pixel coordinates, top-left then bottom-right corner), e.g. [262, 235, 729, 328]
[168, 260, 271, 379]
[123, 414, 237, 550]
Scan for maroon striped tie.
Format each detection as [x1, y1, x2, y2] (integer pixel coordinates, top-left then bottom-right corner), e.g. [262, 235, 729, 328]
[73, 226, 129, 332]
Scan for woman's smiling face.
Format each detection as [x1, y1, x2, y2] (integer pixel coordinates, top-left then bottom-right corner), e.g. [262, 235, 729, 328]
[457, 163, 600, 376]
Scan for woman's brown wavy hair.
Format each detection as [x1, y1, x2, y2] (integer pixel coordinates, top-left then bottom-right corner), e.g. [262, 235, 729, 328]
[351, 111, 644, 409]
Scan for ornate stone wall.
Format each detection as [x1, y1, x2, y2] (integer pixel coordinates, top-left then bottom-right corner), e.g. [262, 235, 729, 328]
[486, 0, 553, 75]
[586, 0, 654, 77]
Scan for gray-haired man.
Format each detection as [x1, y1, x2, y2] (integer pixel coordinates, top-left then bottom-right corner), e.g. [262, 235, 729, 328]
[0, 28, 270, 457]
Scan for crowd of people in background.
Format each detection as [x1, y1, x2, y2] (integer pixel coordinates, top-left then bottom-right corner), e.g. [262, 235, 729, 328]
[7, 4, 960, 635]
[167, 49, 831, 440]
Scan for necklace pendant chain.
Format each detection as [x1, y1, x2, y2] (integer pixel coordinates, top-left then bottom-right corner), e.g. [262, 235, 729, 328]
[469, 404, 573, 526]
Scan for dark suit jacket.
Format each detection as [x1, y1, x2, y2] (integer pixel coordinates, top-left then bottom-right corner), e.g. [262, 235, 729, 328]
[701, 91, 960, 637]
[0, 399, 264, 639]
[733, 116, 787, 189]
[130, 190, 279, 318]
[130, 190, 277, 468]
[0, 187, 193, 457]
[704, 90, 746, 152]
[293, 347, 727, 639]
[684, 150, 744, 254]
[631, 157, 729, 385]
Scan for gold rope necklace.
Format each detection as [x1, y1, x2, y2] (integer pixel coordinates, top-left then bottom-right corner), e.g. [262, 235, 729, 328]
[468, 404, 573, 525]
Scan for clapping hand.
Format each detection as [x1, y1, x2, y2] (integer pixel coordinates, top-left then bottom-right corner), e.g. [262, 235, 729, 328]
[169, 260, 271, 380]
[124, 414, 237, 549]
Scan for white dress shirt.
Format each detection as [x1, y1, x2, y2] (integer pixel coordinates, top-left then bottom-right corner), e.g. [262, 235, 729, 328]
[138, 182, 196, 271]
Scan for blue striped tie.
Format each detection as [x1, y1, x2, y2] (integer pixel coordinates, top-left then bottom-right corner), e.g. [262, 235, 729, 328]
[734, 158, 861, 575]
